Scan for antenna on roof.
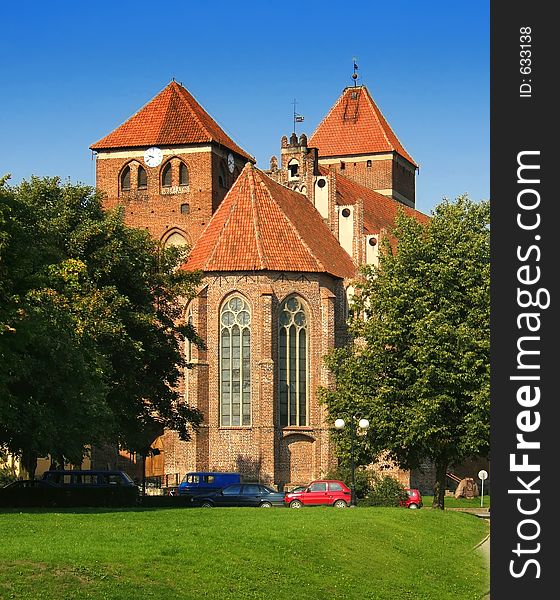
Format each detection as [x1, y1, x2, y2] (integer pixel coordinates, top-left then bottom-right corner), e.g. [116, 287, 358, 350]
[292, 98, 304, 134]
[351, 58, 359, 86]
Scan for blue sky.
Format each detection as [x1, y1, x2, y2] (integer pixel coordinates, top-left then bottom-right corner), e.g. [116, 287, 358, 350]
[0, 1, 489, 215]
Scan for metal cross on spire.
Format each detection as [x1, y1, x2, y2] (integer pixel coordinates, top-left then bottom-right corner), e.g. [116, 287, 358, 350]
[292, 98, 304, 133]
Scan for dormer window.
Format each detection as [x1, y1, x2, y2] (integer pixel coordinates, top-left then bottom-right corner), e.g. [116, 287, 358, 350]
[179, 163, 189, 186]
[138, 166, 147, 189]
[162, 162, 172, 187]
[288, 159, 299, 180]
[121, 166, 131, 191]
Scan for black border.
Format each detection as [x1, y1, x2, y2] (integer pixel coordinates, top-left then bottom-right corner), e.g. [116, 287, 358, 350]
[491, 2, 554, 594]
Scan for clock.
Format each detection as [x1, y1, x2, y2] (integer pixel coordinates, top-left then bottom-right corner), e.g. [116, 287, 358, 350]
[227, 152, 235, 173]
[144, 147, 163, 168]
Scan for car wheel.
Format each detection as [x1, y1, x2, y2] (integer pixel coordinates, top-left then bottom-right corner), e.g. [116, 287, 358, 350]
[408, 503, 418, 509]
[201, 501, 213, 508]
[259, 501, 272, 508]
[289, 500, 303, 509]
[333, 499, 348, 508]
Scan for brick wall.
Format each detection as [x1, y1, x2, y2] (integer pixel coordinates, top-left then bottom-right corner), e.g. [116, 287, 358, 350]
[157, 271, 347, 489]
[95, 146, 246, 245]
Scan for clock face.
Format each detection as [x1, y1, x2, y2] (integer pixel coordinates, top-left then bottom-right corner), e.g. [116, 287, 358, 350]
[144, 147, 163, 168]
[227, 153, 235, 173]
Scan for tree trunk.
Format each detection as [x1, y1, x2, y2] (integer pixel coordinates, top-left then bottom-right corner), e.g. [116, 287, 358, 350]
[432, 460, 448, 509]
[20, 449, 38, 480]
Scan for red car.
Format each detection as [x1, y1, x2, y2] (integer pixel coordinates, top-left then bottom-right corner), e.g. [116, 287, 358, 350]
[401, 488, 423, 509]
[285, 480, 351, 508]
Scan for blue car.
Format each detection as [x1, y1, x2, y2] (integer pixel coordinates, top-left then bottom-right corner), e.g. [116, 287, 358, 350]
[191, 483, 285, 508]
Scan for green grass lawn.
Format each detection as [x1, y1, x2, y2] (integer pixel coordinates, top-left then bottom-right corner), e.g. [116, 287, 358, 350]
[423, 495, 491, 509]
[0, 506, 489, 600]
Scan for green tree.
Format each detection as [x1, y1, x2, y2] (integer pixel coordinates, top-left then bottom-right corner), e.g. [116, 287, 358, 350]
[322, 196, 490, 509]
[0, 176, 203, 476]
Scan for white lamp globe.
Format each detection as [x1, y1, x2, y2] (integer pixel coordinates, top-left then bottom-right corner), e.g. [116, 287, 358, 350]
[334, 418, 346, 430]
[358, 418, 370, 430]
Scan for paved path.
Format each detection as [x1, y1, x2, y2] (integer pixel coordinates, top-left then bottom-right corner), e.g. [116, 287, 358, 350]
[474, 518, 490, 600]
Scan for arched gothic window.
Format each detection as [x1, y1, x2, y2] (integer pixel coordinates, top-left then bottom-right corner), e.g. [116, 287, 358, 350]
[218, 163, 227, 188]
[185, 308, 193, 403]
[138, 166, 147, 189]
[179, 162, 189, 186]
[121, 165, 131, 191]
[220, 296, 251, 426]
[279, 296, 308, 427]
[164, 231, 187, 247]
[288, 159, 299, 180]
[162, 162, 172, 187]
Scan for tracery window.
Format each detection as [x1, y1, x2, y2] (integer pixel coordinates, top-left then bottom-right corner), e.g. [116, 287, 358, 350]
[220, 296, 251, 426]
[185, 308, 193, 403]
[279, 296, 308, 427]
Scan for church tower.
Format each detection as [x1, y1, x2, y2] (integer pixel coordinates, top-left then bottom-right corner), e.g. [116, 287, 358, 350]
[309, 85, 417, 208]
[90, 81, 253, 248]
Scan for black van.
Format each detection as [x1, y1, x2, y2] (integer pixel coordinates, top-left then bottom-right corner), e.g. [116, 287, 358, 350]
[42, 469, 136, 487]
[41, 470, 139, 507]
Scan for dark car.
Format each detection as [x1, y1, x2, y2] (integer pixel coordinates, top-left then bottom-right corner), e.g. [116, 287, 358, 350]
[191, 483, 285, 508]
[0, 479, 60, 507]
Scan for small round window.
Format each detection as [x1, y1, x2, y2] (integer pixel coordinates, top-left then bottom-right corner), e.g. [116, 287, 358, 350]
[368, 237, 377, 246]
[341, 208, 351, 218]
[317, 178, 326, 188]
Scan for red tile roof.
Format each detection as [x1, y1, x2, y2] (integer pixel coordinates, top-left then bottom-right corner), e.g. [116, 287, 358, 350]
[184, 163, 356, 279]
[319, 166, 429, 234]
[90, 81, 253, 160]
[309, 86, 417, 167]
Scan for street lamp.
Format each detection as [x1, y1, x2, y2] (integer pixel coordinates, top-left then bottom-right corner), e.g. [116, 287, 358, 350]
[334, 417, 370, 506]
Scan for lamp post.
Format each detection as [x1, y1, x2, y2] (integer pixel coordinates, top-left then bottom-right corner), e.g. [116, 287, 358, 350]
[334, 417, 370, 506]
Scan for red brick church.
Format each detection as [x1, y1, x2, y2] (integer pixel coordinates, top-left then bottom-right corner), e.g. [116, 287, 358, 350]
[90, 80, 429, 490]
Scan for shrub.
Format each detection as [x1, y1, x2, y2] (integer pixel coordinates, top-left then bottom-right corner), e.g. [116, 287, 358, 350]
[360, 475, 408, 507]
[0, 465, 17, 487]
[323, 466, 374, 499]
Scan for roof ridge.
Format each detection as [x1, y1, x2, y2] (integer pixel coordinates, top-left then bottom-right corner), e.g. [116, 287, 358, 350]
[247, 167, 267, 269]
[173, 83, 211, 140]
[363, 87, 417, 167]
[260, 173, 329, 272]
[308, 87, 346, 142]
[90, 81, 173, 149]
[361, 88, 391, 150]
[203, 186, 241, 269]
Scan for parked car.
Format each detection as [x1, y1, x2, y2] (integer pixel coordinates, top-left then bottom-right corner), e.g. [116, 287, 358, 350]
[191, 483, 285, 508]
[0, 479, 60, 507]
[178, 472, 241, 497]
[284, 480, 351, 508]
[401, 488, 423, 509]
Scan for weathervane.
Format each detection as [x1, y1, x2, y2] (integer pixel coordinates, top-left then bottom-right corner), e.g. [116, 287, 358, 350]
[352, 58, 359, 86]
[292, 98, 304, 133]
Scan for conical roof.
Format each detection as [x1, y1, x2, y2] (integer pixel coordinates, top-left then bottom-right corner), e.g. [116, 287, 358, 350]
[90, 81, 253, 160]
[184, 163, 355, 279]
[309, 86, 417, 167]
